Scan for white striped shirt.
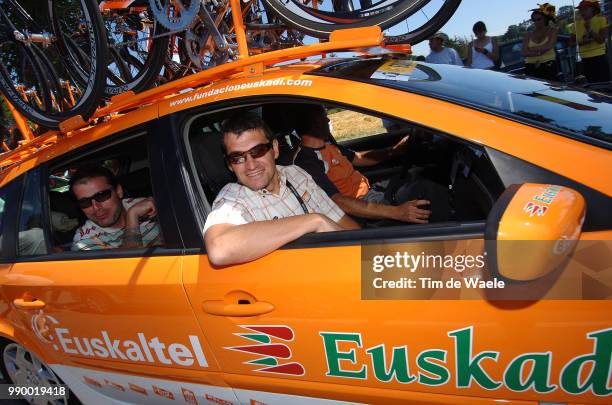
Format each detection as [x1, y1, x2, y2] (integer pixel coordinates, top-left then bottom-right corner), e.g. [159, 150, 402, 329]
[71, 198, 162, 251]
[204, 165, 344, 233]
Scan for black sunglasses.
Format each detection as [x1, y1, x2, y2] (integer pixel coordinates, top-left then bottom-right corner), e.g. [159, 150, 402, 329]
[226, 142, 273, 165]
[77, 188, 113, 209]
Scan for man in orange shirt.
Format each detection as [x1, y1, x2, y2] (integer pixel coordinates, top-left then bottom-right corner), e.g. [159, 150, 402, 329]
[293, 105, 432, 225]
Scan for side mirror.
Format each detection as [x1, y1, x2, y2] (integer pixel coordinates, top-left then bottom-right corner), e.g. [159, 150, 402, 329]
[485, 183, 585, 282]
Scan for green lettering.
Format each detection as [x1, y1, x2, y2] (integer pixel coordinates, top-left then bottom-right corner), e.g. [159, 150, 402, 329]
[560, 329, 612, 396]
[449, 327, 502, 390]
[533, 195, 552, 204]
[504, 353, 556, 393]
[366, 345, 415, 384]
[417, 350, 450, 386]
[320, 332, 367, 379]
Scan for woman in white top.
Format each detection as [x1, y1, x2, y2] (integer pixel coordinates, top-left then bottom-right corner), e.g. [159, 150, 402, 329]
[467, 21, 499, 69]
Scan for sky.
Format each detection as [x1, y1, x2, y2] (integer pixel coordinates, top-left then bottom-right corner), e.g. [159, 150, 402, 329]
[386, 0, 578, 56]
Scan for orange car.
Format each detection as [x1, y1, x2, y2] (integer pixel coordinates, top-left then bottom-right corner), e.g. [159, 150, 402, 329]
[0, 31, 610, 404]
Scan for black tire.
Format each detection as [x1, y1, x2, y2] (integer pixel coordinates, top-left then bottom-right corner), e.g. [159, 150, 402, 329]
[47, 0, 108, 121]
[384, 0, 461, 44]
[0, 0, 107, 129]
[104, 7, 169, 96]
[261, 0, 431, 39]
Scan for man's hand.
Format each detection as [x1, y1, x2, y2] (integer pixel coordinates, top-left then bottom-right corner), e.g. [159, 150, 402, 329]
[392, 200, 432, 224]
[391, 135, 411, 157]
[126, 197, 157, 230]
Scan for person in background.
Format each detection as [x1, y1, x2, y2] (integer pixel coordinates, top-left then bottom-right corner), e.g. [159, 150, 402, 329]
[522, 3, 559, 81]
[425, 32, 463, 66]
[467, 21, 499, 69]
[569, 0, 610, 83]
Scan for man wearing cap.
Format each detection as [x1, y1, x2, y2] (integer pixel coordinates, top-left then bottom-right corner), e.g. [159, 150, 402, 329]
[569, 0, 610, 83]
[425, 32, 463, 66]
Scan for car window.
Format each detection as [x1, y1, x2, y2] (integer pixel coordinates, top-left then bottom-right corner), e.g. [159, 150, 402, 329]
[184, 101, 505, 245]
[327, 108, 387, 141]
[312, 57, 612, 148]
[48, 135, 164, 253]
[18, 171, 48, 256]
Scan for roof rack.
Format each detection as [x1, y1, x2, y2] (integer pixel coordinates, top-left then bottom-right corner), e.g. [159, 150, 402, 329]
[1, 26, 387, 172]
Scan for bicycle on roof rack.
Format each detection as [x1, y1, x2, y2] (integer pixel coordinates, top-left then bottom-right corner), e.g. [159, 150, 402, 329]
[101, 0, 461, 96]
[0, 0, 460, 139]
[0, 0, 108, 130]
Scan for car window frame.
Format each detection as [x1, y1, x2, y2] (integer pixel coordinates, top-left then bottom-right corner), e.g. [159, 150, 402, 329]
[16, 167, 52, 257]
[0, 174, 25, 261]
[175, 95, 492, 254]
[8, 123, 186, 263]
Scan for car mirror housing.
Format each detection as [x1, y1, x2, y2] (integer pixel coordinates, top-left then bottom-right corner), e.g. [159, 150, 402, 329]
[485, 183, 586, 282]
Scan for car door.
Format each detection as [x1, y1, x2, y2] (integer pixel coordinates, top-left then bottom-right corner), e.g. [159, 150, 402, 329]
[2, 130, 239, 404]
[174, 99, 610, 405]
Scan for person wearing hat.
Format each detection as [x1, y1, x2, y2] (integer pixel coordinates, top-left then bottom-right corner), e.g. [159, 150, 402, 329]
[425, 32, 463, 66]
[522, 3, 559, 81]
[569, 0, 610, 83]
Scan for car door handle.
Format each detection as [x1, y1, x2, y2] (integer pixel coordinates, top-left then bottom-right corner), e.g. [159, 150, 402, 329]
[13, 298, 46, 310]
[202, 300, 275, 317]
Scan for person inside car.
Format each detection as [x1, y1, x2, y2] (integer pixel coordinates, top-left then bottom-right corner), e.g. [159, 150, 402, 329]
[70, 166, 162, 251]
[203, 112, 359, 266]
[292, 104, 432, 225]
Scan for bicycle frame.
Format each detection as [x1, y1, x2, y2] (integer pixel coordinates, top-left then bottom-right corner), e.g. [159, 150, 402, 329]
[2, 95, 34, 142]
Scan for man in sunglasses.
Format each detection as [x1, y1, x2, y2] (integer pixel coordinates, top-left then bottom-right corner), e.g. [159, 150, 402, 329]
[204, 112, 359, 266]
[69, 166, 162, 251]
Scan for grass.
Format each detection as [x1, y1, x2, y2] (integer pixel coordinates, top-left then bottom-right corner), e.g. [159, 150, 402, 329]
[329, 109, 386, 141]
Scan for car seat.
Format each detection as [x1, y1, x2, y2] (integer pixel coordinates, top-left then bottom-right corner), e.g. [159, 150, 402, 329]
[189, 130, 236, 202]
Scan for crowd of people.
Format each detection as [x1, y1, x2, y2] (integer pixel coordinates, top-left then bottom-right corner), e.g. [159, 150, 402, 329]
[424, 0, 610, 84]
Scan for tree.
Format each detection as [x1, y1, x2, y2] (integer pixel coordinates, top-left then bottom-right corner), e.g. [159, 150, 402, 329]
[501, 24, 530, 42]
[446, 36, 471, 59]
[558, 5, 575, 21]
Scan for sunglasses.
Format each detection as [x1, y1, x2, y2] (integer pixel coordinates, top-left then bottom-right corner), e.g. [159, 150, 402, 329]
[532, 17, 543, 21]
[77, 188, 113, 209]
[226, 142, 273, 165]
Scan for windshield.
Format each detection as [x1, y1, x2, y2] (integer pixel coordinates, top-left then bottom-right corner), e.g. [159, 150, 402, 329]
[311, 58, 612, 148]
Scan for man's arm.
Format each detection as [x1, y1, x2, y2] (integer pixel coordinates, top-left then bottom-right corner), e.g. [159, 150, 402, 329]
[123, 197, 157, 248]
[352, 135, 410, 167]
[205, 213, 341, 266]
[332, 194, 431, 224]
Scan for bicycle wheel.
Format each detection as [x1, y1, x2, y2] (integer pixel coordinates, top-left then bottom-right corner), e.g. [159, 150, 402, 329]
[261, 0, 431, 39]
[0, 0, 107, 129]
[103, 4, 169, 95]
[384, 0, 461, 44]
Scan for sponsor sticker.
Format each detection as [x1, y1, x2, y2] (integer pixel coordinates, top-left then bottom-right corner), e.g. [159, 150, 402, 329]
[153, 385, 175, 400]
[204, 393, 234, 405]
[181, 387, 198, 404]
[226, 325, 305, 376]
[30, 314, 208, 368]
[523, 201, 548, 217]
[129, 383, 148, 396]
[82, 376, 102, 388]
